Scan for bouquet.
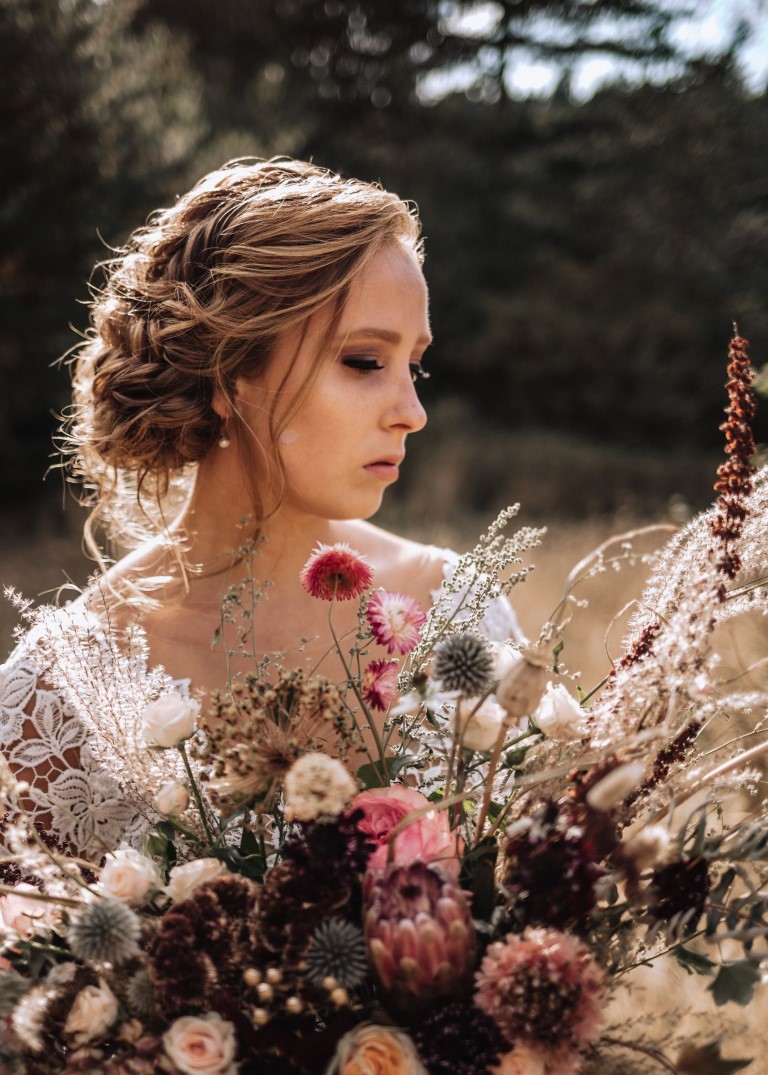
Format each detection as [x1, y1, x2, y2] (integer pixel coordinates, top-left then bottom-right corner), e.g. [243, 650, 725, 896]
[0, 330, 766, 1075]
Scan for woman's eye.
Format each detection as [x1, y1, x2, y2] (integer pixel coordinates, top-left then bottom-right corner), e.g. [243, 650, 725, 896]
[342, 357, 384, 373]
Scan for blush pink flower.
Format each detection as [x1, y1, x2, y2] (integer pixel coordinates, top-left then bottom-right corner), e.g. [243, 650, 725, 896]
[300, 542, 374, 601]
[352, 785, 462, 877]
[475, 927, 604, 1075]
[366, 591, 427, 655]
[361, 660, 399, 712]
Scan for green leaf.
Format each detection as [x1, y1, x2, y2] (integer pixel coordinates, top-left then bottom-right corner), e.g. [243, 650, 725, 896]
[356, 755, 416, 789]
[708, 961, 762, 1007]
[674, 945, 717, 976]
[676, 1039, 753, 1073]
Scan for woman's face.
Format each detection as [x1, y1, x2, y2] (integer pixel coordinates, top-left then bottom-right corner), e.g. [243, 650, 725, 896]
[236, 242, 431, 521]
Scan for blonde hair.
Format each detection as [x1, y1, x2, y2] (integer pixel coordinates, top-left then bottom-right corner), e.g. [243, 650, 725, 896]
[64, 157, 423, 557]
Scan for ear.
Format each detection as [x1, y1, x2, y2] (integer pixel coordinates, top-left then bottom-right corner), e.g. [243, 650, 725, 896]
[211, 386, 232, 420]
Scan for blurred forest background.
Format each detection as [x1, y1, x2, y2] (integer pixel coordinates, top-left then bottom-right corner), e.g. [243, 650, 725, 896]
[2, 0, 768, 656]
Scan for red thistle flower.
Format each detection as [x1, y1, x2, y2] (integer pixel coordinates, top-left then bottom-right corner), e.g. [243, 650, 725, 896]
[361, 659, 399, 712]
[366, 591, 427, 655]
[475, 927, 604, 1073]
[299, 542, 373, 601]
[710, 326, 757, 588]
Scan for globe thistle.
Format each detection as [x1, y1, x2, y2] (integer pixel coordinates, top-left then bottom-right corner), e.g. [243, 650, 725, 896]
[66, 899, 141, 966]
[0, 968, 29, 1016]
[412, 1001, 506, 1075]
[433, 633, 494, 696]
[304, 918, 367, 990]
[124, 967, 156, 1018]
[475, 927, 604, 1071]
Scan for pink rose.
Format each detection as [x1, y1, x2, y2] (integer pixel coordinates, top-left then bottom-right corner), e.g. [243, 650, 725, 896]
[352, 785, 462, 877]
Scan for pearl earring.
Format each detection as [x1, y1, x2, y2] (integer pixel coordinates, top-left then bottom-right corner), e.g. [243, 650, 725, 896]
[218, 423, 230, 449]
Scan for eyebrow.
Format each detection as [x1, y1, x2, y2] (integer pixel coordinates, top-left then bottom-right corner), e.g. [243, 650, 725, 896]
[332, 327, 433, 348]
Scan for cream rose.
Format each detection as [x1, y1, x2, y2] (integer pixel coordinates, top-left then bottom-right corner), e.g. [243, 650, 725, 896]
[99, 849, 163, 907]
[455, 697, 508, 753]
[63, 979, 118, 1045]
[334, 1024, 427, 1075]
[533, 683, 586, 741]
[163, 1012, 238, 1075]
[165, 859, 228, 904]
[153, 782, 191, 817]
[140, 692, 200, 749]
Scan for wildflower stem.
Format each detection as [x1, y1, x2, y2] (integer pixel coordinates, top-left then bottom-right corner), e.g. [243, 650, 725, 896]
[0, 883, 82, 908]
[177, 741, 214, 844]
[327, 601, 389, 784]
[600, 1036, 678, 1073]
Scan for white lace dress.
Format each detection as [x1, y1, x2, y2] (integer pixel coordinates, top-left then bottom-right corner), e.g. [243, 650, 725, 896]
[0, 557, 522, 865]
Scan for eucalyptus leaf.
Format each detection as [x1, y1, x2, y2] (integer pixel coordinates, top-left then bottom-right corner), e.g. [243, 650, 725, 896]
[676, 1038, 752, 1073]
[708, 961, 761, 1007]
[674, 945, 717, 976]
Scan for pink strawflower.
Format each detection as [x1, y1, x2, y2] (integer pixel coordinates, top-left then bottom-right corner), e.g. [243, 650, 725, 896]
[366, 590, 427, 655]
[352, 785, 463, 878]
[475, 927, 604, 1075]
[361, 660, 399, 712]
[300, 542, 374, 601]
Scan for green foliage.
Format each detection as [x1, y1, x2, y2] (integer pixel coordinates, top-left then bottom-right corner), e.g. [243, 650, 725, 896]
[3, 0, 767, 515]
[707, 960, 762, 1007]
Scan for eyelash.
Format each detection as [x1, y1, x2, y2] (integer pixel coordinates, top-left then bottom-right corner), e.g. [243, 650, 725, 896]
[342, 357, 431, 383]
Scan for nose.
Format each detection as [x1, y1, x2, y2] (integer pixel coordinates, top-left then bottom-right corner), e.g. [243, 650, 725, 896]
[383, 373, 428, 434]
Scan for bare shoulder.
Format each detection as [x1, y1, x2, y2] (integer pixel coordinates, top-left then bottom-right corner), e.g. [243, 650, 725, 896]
[337, 520, 454, 608]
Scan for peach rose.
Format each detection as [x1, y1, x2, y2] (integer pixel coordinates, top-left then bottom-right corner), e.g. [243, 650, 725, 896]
[63, 979, 119, 1045]
[334, 1024, 427, 1075]
[352, 785, 462, 877]
[163, 1012, 237, 1075]
[493, 1047, 546, 1075]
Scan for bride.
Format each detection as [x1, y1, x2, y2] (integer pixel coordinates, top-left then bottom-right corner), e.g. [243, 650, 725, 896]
[0, 157, 520, 865]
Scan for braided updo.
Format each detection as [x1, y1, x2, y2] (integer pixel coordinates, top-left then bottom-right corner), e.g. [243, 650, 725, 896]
[65, 157, 422, 549]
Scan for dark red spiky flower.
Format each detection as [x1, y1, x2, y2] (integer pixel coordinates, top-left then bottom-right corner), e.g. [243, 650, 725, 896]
[710, 326, 757, 594]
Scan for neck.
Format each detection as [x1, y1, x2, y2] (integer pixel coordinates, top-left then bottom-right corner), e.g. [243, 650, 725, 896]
[170, 449, 343, 589]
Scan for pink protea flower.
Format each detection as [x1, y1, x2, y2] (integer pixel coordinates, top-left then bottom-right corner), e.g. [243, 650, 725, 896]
[475, 927, 604, 1075]
[352, 785, 463, 878]
[361, 659, 399, 712]
[300, 542, 374, 601]
[366, 590, 427, 655]
[365, 861, 476, 1014]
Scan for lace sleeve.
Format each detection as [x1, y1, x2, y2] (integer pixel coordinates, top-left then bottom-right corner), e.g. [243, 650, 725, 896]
[0, 639, 142, 868]
[429, 547, 526, 644]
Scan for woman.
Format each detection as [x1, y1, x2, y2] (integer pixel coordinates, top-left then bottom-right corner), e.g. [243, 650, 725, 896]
[0, 157, 520, 862]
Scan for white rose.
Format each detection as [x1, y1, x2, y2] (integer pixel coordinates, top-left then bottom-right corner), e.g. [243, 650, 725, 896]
[140, 692, 200, 749]
[496, 648, 549, 720]
[99, 849, 163, 907]
[163, 1012, 238, 1075]
[153, 782, 191, 817]
[533, 683, 586, 741]
[488, 640, 522, 681]
[165, 859, 228, 904]
[586, 762, 646, 812]
[456, 697, 508, 753]
[63, 979, 118, 1045]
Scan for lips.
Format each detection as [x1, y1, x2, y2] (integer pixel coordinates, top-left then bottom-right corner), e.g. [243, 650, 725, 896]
[365, 455, 404, 468]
